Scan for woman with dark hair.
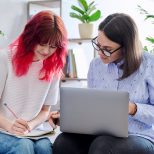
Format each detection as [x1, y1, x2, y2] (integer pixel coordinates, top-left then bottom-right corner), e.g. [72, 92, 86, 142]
[53, 13, 154, 154]
[0, 10, 67, 154]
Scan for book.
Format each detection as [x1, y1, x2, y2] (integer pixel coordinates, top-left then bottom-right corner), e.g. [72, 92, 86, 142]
[63, 55, 69, 78]
[68, 49, 77, 78]
[63, 49, 77, 79]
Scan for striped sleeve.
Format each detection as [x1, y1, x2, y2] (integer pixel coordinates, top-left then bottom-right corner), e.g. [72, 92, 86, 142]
[44, 76, 60, 105]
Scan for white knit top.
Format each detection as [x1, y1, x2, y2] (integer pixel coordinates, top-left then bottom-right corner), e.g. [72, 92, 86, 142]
[0, 48, 60, 121]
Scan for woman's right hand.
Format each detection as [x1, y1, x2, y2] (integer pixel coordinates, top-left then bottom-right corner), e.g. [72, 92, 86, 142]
[8, 118, 30, 135]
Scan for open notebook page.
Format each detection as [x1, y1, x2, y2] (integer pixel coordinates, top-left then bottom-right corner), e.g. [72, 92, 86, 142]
[0, 122, 55, 139]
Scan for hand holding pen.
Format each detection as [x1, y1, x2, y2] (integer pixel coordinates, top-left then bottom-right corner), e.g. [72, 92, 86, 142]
[4, 103, 31, 135]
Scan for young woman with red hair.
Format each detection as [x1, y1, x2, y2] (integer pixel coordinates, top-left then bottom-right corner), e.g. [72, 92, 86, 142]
[0, 10, 67, 154]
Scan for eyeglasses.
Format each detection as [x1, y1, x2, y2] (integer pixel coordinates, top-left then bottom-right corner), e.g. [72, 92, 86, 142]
[91, 37, 122, 57]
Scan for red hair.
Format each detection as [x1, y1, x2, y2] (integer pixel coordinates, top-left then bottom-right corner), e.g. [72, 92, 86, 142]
[10, 11, 67, 81]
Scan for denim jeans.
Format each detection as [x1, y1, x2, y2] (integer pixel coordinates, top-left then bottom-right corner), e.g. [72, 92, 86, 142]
[0, 132, 52, 154]
[53, 133, 154, 154]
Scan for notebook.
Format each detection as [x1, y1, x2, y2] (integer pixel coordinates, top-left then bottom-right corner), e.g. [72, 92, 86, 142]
[0, 122, 55, 139]
[60, 87, 129, 138]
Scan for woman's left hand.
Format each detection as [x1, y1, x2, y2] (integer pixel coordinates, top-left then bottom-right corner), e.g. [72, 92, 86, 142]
[129, 102, 137, 115]
[48, 111, 60, 129]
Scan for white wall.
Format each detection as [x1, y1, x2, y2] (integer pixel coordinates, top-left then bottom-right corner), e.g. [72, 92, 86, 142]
[62, 0, 154, 47]
[0, 0, 47, 48]
[0, 0, 153, 48]
[0, 0, 26, 48]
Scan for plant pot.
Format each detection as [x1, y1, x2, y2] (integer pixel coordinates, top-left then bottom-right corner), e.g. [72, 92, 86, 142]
[78, 23, 93, 38]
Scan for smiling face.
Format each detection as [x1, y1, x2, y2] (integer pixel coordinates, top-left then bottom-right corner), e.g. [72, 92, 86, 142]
[96, 31, 123, 64]
[33, 44, 57, 61]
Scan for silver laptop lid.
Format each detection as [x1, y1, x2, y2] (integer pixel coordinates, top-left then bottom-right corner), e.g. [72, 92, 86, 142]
[60, 87, 129, 138]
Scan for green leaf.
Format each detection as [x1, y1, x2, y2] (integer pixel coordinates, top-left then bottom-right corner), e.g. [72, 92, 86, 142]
[71, 5, 84, 15]
[0, 30, 4, 36]
[82, 14, 89, 22]
[69, 0, 102, 23]
[145, 15, 154, 20]
[88, 1, 95, 9]
[87, 5, 96, 15]
[146, 37, 154, 44]
[137, 5, 148, 15]
[88, 10, 101, 22]
[70, 12, 85, 23]
[79, 0, 88, 11]
[143, 46, 148, 51]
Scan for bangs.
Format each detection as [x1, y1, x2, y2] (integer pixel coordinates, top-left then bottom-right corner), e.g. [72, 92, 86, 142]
[36, 30, 64, 48]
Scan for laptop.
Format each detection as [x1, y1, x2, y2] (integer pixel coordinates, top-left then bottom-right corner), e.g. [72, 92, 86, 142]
[60, 87, 129, 138]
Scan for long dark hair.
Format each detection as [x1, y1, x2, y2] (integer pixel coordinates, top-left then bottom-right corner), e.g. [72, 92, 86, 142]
[99, 13, 142, 80]
[10, 10, 67, 81]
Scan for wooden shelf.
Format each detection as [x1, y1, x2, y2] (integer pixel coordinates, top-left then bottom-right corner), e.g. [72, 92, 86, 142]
[68, 38, 92, 45]
[61, 78, 87, 82]
[61, 38, 92, 82]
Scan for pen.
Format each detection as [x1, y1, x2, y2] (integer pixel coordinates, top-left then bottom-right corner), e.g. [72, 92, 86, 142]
[4, 103, 18, 119]
[4, 103, 30, 132]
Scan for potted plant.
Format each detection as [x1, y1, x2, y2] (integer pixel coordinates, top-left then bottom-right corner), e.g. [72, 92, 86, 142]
[138, 5, 154, 53]
[70, 0, 101, 38]
[0, 30, 4, 37]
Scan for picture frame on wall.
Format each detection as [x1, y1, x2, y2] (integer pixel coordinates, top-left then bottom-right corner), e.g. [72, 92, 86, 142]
[27, 0, 61, 19]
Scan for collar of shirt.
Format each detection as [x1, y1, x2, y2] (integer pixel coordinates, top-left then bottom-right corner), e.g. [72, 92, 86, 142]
[107, 59, 124, 72]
